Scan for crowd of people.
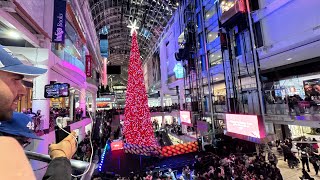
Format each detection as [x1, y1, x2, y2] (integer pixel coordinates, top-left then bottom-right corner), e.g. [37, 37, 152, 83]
[190, 152, 282, 180]
[73, 133, 96, 162]
[91, 137, 283, 180]
[278, 137, 320, 178]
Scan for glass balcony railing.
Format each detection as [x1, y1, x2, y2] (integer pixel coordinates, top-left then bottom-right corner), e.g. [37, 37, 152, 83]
[205, 13, 219, 29]
[214, 104, 228, 113]
[53, 49, 85, 72]
[207, 37, 221, 51]
[264, 92, 320, 121]
[63, 51, 85, 72]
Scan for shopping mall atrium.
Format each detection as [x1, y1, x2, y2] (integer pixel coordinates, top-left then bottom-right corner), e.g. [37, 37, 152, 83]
[0, 0, 320, 179]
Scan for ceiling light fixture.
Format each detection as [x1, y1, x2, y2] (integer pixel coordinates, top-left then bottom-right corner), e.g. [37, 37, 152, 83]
[286, 58, 292, 61]
[8, 30, 20, 39]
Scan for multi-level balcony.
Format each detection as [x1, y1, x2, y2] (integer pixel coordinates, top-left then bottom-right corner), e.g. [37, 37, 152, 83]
[264, 88, 320, 128]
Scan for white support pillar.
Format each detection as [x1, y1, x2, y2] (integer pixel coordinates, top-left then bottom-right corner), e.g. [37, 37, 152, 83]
[179, 84, 185, 110]
[160, 90, 164, 108]
[79, 88, 86, 117]
[69, 92, 74, 120]
[92, 93, 97, 115]
[32, 65, 50, 130]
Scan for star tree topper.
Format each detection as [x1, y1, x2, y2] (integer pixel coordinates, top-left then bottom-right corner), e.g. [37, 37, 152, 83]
[127, 19, 139, 35]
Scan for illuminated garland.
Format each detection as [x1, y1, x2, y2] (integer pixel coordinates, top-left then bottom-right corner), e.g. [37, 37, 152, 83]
[98, 143, 109, 172]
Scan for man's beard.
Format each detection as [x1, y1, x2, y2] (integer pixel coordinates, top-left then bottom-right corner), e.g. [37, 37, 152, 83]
[0, 111, 13, 121]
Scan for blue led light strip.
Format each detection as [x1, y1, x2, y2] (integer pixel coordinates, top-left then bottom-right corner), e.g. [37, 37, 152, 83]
[98, 142, 109, 172]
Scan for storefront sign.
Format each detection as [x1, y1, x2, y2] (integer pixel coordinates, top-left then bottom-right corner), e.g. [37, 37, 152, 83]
[97, 95, 115, 102]
[85, 55, 92, 77]
[96, 96, 115, 102]
[52, 0, 67, 43]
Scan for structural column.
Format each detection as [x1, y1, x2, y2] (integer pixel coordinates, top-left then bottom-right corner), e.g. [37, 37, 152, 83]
[32, 65, 50, 130]
[91, 92, 97, 115]
[79, 88, 86, 117]
[179, 84, 185, 110]
[69, 91, 75, 120]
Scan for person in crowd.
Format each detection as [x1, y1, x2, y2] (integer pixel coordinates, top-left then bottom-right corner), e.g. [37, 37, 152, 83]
[312, 138, 319, 153]
[301, 150, 311, 172]
[275, 139, 280, 147]
[0, 45, 77, 179]
[164, 168, 176, 180]
[280, 142, 290, 162]
[309, 152, 319, 176]
[268, 152, 278, 166]
[287, 151, 299, 169]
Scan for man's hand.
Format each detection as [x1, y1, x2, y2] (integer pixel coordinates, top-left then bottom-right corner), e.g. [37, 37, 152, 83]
[49, 131, 77, 159]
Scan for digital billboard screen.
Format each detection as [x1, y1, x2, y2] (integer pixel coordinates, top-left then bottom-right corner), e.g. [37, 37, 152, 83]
[226, 114, 262, 138]
[111, 140, 124, 151]
[44, 83, 70, 98]
[180, 111, 191, 125]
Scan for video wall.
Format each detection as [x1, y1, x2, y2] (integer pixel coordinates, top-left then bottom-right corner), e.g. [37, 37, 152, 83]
[225, 114, 266, 142]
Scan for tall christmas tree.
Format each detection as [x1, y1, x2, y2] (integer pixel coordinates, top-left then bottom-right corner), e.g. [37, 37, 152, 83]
[123, 31, 156, 146]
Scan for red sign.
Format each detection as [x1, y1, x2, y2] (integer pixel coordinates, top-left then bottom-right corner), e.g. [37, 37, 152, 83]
[111, 141, 124, 151]
[85, 55, 92, 77]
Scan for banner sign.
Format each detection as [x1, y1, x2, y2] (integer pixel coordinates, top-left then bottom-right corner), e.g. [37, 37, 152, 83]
[52, 0, 67, 43]
[85, 55, 92, 77]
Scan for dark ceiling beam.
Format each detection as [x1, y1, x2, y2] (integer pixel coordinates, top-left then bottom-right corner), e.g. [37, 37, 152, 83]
[89, 0, 123, 10]
[92, 12, 122, 22]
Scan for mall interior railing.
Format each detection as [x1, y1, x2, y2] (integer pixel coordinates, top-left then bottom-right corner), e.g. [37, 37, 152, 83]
[265, 101, 320, 117]
[63, 51, 85, 71]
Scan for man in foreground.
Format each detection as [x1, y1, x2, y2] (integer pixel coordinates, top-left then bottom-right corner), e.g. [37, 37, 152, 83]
[0, 45, 77, 179]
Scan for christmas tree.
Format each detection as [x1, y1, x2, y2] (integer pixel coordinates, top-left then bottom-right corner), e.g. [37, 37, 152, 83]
[123, 31, 156, 146]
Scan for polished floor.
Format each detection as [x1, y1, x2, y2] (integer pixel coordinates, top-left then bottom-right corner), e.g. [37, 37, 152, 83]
[274, 148, 320, 180]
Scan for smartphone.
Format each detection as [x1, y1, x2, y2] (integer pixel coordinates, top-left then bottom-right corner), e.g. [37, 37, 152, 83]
[55, 125, 71, 143]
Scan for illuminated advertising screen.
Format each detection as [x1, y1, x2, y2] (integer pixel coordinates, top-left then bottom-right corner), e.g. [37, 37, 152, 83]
[111, 140, 124, 151]
[44, 83, 70, 98]
[180, 111, 191, 125]
[226, 114, 263, 138]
